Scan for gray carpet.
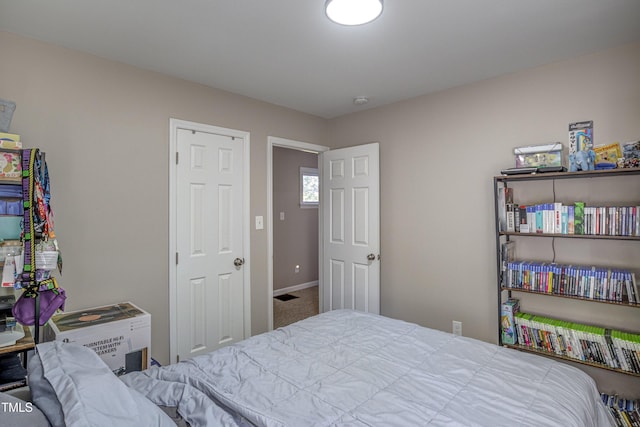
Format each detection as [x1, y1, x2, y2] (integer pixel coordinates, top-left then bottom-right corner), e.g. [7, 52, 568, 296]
[273, 286, 319, 329]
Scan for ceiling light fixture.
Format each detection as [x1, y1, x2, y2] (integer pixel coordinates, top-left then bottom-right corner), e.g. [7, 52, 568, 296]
[353, 96, 369, 105]
[325, 0, 383, 26]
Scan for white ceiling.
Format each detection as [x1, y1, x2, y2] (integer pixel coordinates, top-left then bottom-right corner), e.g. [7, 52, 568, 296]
[2, 1, 640, 119]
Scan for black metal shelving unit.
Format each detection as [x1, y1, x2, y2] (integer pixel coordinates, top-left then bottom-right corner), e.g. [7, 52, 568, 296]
[493, 167, 640, 377]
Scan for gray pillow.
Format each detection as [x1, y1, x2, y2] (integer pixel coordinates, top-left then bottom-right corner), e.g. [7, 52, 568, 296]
[0, 391, 50, 427]
[32, 342, 175, 427]
[27, 349, 65, 426]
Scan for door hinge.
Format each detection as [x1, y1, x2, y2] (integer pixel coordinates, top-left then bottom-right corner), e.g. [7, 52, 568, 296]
[176, 355, 180, 363]
[175, 152, 179, 164]
[176, 252, 179, 265]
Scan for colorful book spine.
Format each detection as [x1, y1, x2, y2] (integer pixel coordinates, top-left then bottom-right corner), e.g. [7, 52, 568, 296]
[518, 205, 527, 232]
[503, 262, 637, 304]
[553, 202, 562, 234]
[527, 206, 535, 233]
[514, 313, 640, 373]
[574, 202, 585, 235]
[535, 204, 543, 233]
[568, 205, 575, 234]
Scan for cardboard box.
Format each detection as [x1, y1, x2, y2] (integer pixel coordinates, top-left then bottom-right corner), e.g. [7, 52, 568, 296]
[47, 302, 150, 376]
[501, 298, 520, 345]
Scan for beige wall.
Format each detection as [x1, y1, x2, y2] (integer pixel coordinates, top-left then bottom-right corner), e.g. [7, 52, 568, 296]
[0, 31, 328, 365]
[327, 41, 640, 394]
[2, 30, 638, 394]
[272, 147, 319, 291]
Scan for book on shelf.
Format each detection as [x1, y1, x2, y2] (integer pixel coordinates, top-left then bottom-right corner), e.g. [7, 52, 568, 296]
[500, 241, 516, 287]
[517, 206, 527, 232]
[535, 204, 543, 233]
[568, 205, 575, 234]
[506, 203, 516, 232]
[574, 202, 585, 235]
[501, 298, 519, 345]
[497, 187, 513, 232]
[560, 206, 568, 234]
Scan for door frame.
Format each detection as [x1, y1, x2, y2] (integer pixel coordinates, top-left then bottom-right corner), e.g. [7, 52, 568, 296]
[267, 136, 329, 331]
[169, 118, 251, 363]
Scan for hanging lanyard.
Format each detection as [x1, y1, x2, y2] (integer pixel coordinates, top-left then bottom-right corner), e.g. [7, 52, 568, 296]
[21, 148, 38, 288]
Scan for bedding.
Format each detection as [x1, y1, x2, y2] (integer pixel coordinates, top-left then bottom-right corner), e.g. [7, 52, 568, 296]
[0, 390, 50, 427]
[27, 340, 176, 427]
[23, 310, 614, 426]
[122, 309, 614, 427]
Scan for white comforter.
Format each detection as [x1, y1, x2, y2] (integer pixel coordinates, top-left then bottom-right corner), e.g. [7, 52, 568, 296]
[122, 310, 614, 426]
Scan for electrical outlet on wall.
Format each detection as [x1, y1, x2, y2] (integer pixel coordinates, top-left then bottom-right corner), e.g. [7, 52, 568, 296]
[452, 321, 462, 336]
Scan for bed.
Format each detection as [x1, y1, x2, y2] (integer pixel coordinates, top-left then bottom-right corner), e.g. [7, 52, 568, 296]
[5, 309, 614, 426]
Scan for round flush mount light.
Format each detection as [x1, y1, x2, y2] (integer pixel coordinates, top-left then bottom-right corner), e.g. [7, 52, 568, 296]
[325, 0, 383, 26]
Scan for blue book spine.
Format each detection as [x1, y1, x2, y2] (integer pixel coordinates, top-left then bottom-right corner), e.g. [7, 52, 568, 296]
[536, 204, 543, 233]
[527, 206, 535, 233]
[569, 266, 577, 296]
[561, 206, 568, 234]
[568, 205, 575, 234]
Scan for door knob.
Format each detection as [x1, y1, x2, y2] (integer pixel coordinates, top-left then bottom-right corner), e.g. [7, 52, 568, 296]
[233, 258, 245, 267]
[367, 254, 376, 261]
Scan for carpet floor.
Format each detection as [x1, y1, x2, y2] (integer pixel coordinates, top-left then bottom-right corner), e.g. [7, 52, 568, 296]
[273, 285, 319, 329]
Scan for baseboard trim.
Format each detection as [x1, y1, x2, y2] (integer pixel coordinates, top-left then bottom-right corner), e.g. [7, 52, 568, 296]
[273, 280, 318, 297]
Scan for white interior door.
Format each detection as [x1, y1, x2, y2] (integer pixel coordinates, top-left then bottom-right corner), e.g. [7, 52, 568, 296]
[175, 128, 245, 361]
[321, 142, 380, 314]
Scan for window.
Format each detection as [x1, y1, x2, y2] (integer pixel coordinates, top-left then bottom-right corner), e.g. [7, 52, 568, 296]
[300, 167, 319, 207]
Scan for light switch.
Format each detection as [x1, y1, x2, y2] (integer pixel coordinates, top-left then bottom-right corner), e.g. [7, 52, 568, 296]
[280, 211, 285, 221]
[255, 216, 264, 230]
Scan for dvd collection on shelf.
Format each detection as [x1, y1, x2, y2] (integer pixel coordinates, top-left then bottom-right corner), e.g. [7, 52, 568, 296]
[513, 310, 640, 375]
[503, 257, 638, 304]
[495, 152, 640, 402]
[602, 393, 640, 427]
[503, 197, 640, 236]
